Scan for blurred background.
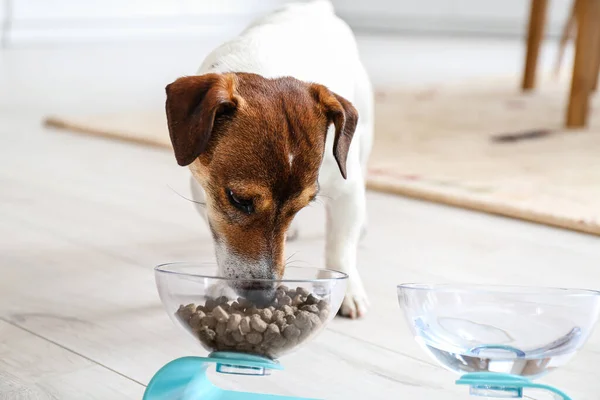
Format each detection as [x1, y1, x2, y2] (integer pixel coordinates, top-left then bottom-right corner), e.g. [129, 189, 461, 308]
[0, 0, 575, 115]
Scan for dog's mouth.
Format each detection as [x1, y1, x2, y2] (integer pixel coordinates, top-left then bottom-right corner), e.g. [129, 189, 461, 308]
[230, 280, 277, 307]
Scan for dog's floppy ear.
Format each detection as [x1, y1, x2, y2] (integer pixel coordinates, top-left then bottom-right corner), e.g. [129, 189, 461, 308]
[165, 73, 238, 166]
[310, 84, 359, 179]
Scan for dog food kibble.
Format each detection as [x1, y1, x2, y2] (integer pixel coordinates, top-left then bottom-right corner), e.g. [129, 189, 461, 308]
[260, 308, 273, 323]
[240, 316, 252, 334]
[250, 314, 268, 332]
[246, 332, 263, 345]
[281, 305, 294, 315]
[212, 306, 229, 322]
[279, 295, 293, 307]
[292, 294, 304, 306]
[227, 314, 242, 331]
[216, 321, 227, 336]
[189, 313, 203, 330]
[175, 285, 332, 359]
[201, 315, 217, 329]
[301, 304, 319, 314]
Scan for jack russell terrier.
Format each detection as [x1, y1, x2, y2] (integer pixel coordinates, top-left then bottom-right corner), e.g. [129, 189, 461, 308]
[164, 0, 373, 318]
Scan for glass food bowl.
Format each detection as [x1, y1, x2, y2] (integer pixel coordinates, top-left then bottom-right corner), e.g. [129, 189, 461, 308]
[156, 263, 348, 361]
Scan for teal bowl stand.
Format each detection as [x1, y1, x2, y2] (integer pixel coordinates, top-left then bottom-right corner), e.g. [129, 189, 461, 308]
[143, 352, 320, 400]
[456, 373, 572, 399]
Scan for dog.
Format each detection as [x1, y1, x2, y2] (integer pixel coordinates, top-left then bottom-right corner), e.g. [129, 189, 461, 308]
[164, 0, 373, 318]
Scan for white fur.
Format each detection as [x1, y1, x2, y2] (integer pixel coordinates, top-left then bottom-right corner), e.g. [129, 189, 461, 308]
[189, 0, 374, 318]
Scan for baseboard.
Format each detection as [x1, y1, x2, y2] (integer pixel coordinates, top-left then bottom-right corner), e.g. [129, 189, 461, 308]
[4, 13, 566, 46]
[338, 13, 566, 39]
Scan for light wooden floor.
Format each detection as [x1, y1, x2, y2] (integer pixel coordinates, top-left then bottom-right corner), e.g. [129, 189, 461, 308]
[1, 35, 600, 399]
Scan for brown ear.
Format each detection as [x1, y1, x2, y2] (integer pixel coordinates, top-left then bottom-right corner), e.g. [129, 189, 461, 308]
[310, 84, 359, 179]
[165, 73, 238, 166]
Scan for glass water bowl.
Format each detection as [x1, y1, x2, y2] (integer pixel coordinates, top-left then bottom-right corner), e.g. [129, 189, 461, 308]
[397, 283, 600, 379]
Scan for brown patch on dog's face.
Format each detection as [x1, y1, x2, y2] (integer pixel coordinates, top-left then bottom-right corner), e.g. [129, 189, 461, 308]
[165, 72, 357, 281]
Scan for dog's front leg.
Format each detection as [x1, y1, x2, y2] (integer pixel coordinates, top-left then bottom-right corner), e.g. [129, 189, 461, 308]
[325, 179, 369, 319]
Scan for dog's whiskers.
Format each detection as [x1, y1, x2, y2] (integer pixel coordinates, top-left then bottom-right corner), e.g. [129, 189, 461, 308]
[285, 252, 298, 263]
[167, 184, 206, 207]
[285, 252, 311, 269]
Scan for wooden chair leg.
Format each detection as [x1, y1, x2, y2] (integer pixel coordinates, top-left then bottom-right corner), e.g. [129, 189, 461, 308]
[592, 30, 600, 91]
[566, 0, 600, 128]
[522, 0, 549, 91]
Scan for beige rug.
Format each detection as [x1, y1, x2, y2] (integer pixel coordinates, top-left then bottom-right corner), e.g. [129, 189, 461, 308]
[44, 74, 600, 236]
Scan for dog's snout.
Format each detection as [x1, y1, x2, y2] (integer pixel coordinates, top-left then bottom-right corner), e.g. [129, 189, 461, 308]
[215, 231, 285, 306]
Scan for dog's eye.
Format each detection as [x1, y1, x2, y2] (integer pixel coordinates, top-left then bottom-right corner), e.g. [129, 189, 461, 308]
[226, 188, 254, 214]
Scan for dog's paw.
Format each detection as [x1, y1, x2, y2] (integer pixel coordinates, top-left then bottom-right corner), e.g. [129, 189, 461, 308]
[338, 292, 369, 319]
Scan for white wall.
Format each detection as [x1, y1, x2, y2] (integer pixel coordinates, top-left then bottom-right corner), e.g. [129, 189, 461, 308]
[5, 0, 290, 44]
[2, 0, 572, 46]
[0, 0, 7, 46]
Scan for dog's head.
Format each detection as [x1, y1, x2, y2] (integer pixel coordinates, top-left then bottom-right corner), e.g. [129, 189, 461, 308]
[165, 72, 357, 291]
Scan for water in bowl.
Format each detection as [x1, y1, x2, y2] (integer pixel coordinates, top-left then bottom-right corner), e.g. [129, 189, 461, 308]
[412, 313, 583, 378]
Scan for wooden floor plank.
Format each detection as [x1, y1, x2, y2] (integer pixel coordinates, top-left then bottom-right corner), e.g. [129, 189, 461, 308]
[0, 320, 143, 400]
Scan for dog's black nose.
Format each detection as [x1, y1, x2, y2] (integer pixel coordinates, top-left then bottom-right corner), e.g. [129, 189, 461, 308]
[235, 281, 277, 307]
